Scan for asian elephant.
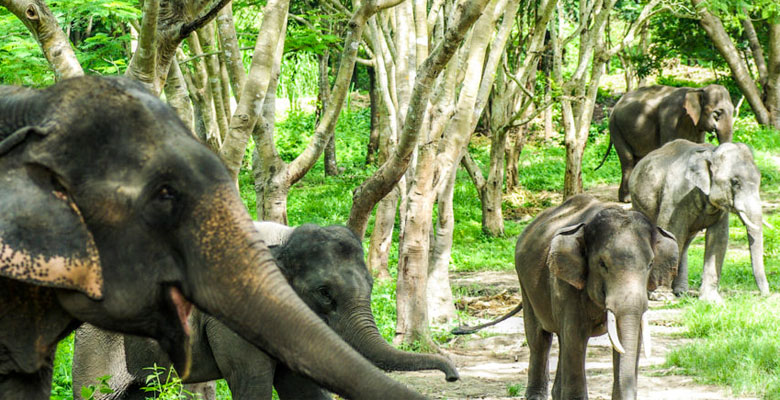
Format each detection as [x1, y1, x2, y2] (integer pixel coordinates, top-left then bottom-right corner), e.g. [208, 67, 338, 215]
[597, 84, 734, 202]
[629, 139, 768, 302]
[0, 76, 423, 399]
[72, 222, 459, 399]
[455, 195, 678, 400]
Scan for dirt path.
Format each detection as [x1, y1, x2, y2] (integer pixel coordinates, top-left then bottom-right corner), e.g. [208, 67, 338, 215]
[392, 271, 755, 399]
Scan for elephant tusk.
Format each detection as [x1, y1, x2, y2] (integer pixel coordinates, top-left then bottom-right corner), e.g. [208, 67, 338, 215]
[764, 220, 775, 230]
[738, 211, 762, 232]
[607, 310, 625, 354]
[641, 312, 652, 359]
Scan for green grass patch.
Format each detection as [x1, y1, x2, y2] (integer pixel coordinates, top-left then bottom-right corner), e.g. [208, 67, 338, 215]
[665, 295, 780, 399]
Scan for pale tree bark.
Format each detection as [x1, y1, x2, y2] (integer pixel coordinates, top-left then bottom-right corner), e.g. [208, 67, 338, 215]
[125, 0, 233, 95]
[219, 0, 289, 180]
[395, 0, 503, 345]
[198, 22, 230, 142]
[366, 103, 396, 280]
[690, 0, 780, 129]
[216, 3, 245, 101]
[557, 0, 661, 198]
[164, 57, 195, 131]
[1, 0, 83, 79]
[347, 0, 493, 240]
[180, 37, 222, 150]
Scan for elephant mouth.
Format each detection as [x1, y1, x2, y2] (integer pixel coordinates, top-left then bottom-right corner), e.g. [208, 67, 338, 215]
[162, 285, 193, 378]
[169, 286, 193, 336]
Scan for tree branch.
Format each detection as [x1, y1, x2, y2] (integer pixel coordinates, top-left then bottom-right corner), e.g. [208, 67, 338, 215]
[181, 0, 232, 38]
[0, 0, 83, 79]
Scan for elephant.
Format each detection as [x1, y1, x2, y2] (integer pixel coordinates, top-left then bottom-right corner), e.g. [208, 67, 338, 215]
[596, 84, 734, 202]
[454, 195, 678, 400]
[0, 76, 423, 399]
[629, 139, 768, 302]
[72, 221, 459, 399]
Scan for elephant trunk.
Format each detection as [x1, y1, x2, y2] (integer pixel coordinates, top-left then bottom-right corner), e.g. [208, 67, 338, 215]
[611, 312, 643, 400]
[737, 200, 769, 295]
[335, 299, 460, 382]
[186, 186, 423, 399]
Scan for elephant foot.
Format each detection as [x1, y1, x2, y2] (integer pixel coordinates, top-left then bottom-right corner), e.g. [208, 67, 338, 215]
[672, 285, 689, 297]
[648, 287, 676, 302]
[698, 289, 724, 304]
[618, 194, 631, 203]
[525, 387, 548, 400]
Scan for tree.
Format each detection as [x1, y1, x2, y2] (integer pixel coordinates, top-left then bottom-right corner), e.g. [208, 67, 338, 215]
[690, 0, 780, 130]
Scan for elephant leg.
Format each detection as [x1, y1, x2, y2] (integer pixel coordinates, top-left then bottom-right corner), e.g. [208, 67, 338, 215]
[523, 297, 552, 400]
[673, 239, 693, 296]
[557, 326, 588, 399]
[0, 370, 52, 400]
[274, 364, 332, 400]
[700, 215, 729, 302]
[552, 355, 562, 400]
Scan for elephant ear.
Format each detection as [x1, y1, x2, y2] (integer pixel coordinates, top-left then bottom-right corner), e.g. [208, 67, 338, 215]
[684, 148, 712, 195]
[684, 89, 703, 126]
[0, 163, 103, 299]
[648, 227, 679, 291]
[547, 223, 587, 290]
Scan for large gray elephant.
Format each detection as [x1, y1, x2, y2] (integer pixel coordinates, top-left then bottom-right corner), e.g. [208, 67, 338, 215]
[72, 222, 458, 399]
[630, 139, 768, 302]
[455, 195, 678, 400]
[0, 76, 423, 399]
[598, 84, 734, 202]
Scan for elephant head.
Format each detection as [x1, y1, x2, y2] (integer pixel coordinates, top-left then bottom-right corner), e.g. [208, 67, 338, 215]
[685, 142, 768, 294]
[272, 224, 459, 381]
[548, 208, 678, 399]
[0, 76, 421, 399]
[684, 84, 734, 143]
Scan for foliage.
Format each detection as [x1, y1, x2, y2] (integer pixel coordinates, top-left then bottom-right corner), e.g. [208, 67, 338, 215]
[0, 0, 138, 85]
[80, 375, 115, 399]
[141, 364, 198, 399]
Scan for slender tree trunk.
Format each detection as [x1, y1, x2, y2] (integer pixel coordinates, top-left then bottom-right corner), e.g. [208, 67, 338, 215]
[366, 66, 381, 165]
[427, 156, 459, 324]
[197, 22, 230, 142]
[216, 2, 246, 101]
[164, 57, 195, 132]
[319, 50, 341, 177]
[740, 9, 768, 89]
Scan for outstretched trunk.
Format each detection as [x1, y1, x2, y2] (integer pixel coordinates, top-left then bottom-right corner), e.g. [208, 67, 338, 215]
[611, 312, 642, 400]
[334, 298, 459, 381]
[185, 184, 423, 399]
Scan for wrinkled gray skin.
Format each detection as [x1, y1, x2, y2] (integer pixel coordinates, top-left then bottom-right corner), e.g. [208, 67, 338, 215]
[0, 76, 423, 400]
[72, 222, 458, 400]
[605, 84, 734, 202]
[630, 139, 768, 302]
[517, 195, 678, 400]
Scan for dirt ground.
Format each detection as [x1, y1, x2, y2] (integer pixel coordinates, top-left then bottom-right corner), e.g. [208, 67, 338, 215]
[392, 181, 779, 399]
[392, 270, 756, 400]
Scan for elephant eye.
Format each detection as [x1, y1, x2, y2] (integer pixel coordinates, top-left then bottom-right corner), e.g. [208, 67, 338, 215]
[713, 110, 721, 121]
[599, 260, 608, 271]
[731, 178, 740, 188]
[156, 185, 177, 202]
[317, 286, 333, 302]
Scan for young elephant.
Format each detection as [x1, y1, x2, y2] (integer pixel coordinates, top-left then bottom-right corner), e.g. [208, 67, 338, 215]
[630, 139, 768, 301]
[73, 222, 459, 399]
[598, 84, 734, 202]
[515, 195, 677, 400]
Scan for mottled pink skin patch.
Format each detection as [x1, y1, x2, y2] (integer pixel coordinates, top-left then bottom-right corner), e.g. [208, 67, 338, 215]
[0, 190, 103, 299]
[170, 286, 193, 336]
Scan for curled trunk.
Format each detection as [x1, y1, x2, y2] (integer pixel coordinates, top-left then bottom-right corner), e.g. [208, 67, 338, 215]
[335, 299, 459, 382]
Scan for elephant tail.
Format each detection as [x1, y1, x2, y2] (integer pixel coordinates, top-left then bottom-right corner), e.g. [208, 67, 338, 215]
[594, 139, 613, 171]
[451, 303, 523, 335]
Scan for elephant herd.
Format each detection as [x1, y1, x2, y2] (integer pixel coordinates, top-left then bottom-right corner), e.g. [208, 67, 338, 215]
[0, 76, 768, 400]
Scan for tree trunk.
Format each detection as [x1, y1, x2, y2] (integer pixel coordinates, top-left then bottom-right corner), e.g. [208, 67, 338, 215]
[366, 66, 380, 165]
[691, 0, 772, 127]
[216, 3, 246, 101]
[197, 22, 230, 142]
[320, 50, 340, 177]
[164, 57, 195, 132]
[367, 187, 397, 280]
[427, 157, 459, 324]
